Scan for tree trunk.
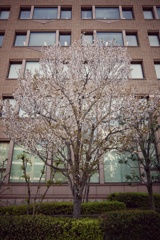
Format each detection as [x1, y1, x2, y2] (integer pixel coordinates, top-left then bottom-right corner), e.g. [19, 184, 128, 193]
[147, 183, 155, 211]
[73, 191, 82, 219]
[146, 168, 155, 211]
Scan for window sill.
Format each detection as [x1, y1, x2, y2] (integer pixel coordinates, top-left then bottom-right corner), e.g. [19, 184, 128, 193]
[130, 78, 146, 80]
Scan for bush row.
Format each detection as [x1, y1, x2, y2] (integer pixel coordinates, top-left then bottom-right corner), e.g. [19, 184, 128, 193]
[0, 216, 103, 240]
[0, 210, 160, 240]
[103, 210, 160, 240]
[0, 201, 126, 216]
[107, 192, 160, 209]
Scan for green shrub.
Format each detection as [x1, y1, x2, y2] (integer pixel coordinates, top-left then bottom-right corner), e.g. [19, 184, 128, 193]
[0, 201, 125, 216]
[102, 210, 160, 240]
[0, 215, 103, 240]
[107, 192, 160, 209]
[81, 201, 126, 214]
[36, 202, 73, 215]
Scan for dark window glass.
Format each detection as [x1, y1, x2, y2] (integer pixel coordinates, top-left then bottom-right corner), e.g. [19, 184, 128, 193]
[61, 8, 71, 19]
[95, 7, 120, 19]
[0, 34, 4, 46]
[126, 34, 138, 46]
[20, 9, 30, 19]
[33, 7, 58, 19]
[122, 9, 133, 19]
[60, 34, 71, 46]
[29, 32, 56, 46]
[14, 34, 26, 46]
[81, 8, 92, 19]
[97, 32, 123, 46]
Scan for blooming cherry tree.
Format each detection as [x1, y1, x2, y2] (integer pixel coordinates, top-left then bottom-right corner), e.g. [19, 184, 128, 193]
[119, 94, 160, 210]
[3, 39, 131, 218]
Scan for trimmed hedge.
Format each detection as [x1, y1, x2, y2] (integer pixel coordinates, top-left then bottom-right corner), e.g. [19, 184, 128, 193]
[102, 210, 160, 240]
[0, 215, 103, 240]
[81, 201, 126, 214]
[0, 210, 160, 240]
[107, 192, 160, 209]
[0, 201, 125, 216]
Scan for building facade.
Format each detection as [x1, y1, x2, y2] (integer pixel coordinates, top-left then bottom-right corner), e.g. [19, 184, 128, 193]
[0, 0, 160, 205]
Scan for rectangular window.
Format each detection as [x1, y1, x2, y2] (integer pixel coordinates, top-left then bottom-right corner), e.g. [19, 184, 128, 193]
[90, 170, 99, 183]
[126, 33, 138, 46]
[81, 8, 92, 19]
[14, 33, 27, 46]
[130, 63, 144, 79]
[10, 145, 45, 182]
[104, 151, 139, 182]
[0, 142, 9, 168]
[148, 34, 160, 46]
[60, 33, 71, 46]
[25, 61, 39, 74]
[95, 7, 120, 19]
[0, 9, 10, 19]
[122, 8, 133, 19]
[0, 33, 4, 46]
[20, 8, 31, 19]
[97, 32, 123, 46]
[8, 62, 22, 79]
[154, 63, 160, 79]
[61, 7, 72, 19]
[1, 98, 16, 117]
[29, 32, 56, 46]
[143, 8, 154, 19]
[157, 7, 160, 18]
[82, 34, 93, 44]
[33, 7, 58, 19]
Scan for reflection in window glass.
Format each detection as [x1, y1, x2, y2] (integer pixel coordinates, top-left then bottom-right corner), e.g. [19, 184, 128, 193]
[143, 10, 153, 19]
[126, 34, 138, 46]
[130, 63, 144, 79]
[95, 7, 120, 19]
[33, 8, 58, 19]
[154, 64, 160, 78]
[8, 63, 22, 79]
[60, 34, 71, 46]
[25, 61, 40, 74]
[97, 32, 123, 46]
[0, 142, 9, 167]
[90, 171, 99, 183]
[53, 171, 67, 183]
[122, 9, 133, 19]
[61, 8, 71, 19]
[14, 34, 26, 46]
[29, 32, 56, 46]
[81, 8, 92, 19]
[2, 98, 16, 117]
[0, 10, 10, 19]
[0, 34, 4, 46]
[148, 34, 160, 46]
[20, 9, 30, 19]
[10, 145, 45, 182]
[104, 151, 139, 182]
